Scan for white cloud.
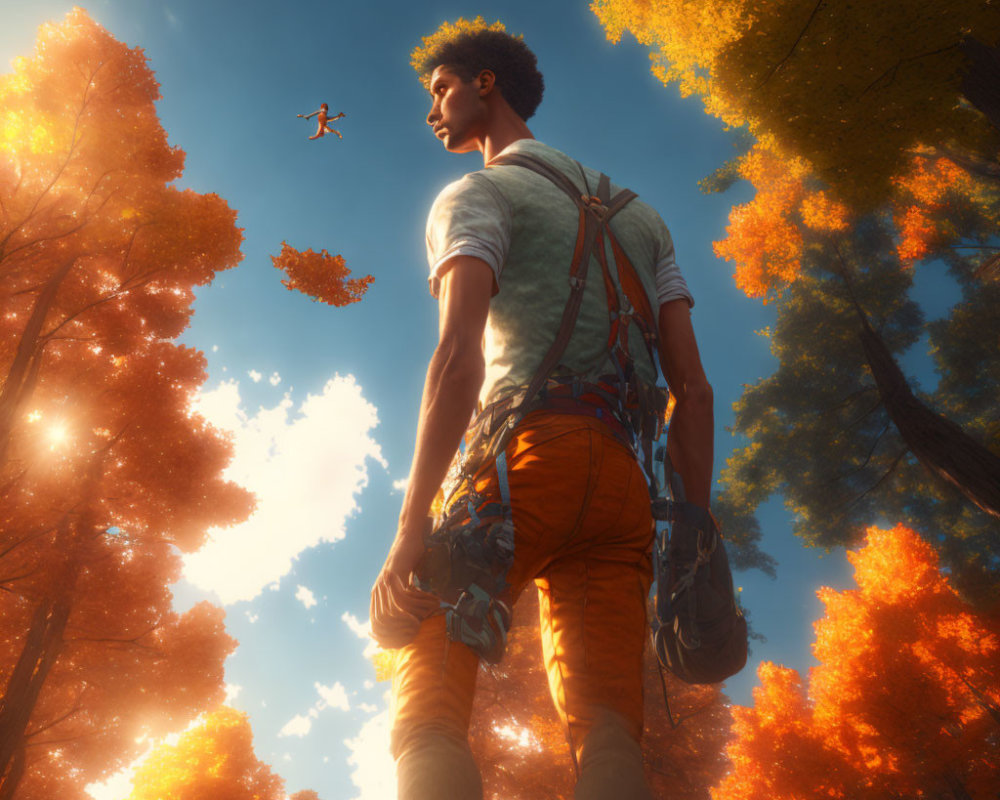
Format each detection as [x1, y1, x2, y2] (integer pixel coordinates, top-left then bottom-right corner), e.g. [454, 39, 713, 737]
[224, 684, 242, 703]
[279, 714, 314, 738]
[345, 702, 396, 800]
[359, 702, 377, 714]
[184, 375, 386, 604]
[363, 680, 374, 690]
[269, 371, 282, 386]
[296, 585, 317, 609]
[279, 681, 351, 741]
[246, 611, 259, 623]
[248, 369, 263, 383]
[316, 681, 350, 712]
[342, 611, 369, 639]
[212, 344, 219, 352]
[391, 477, 408, 493]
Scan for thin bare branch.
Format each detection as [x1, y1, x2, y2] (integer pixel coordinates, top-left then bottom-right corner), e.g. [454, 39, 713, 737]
[757, 0, 825, 88]
[860, 43, 961, 98]
[25, 704, 82, 739]
[842, 449, 908, 513]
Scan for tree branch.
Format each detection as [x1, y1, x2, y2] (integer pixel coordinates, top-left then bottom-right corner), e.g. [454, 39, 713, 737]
[841, 449, 907, 513]
[757, 0, 825, 88]
[860, 43, 961, 98]
[0, 59, 108, 254]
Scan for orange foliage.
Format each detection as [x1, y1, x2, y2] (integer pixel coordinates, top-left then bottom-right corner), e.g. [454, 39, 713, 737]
[713, 524, 1000, 799]
[712, 143, 819, 300]
[892, 157, 973, 263]
[712, 140, 989, 299]
[0, 10, 252, 797]
[271, 241, 373, 307]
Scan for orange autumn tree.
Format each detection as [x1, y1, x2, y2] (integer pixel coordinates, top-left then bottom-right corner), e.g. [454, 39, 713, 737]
[0, 10, 252, 799]
[126, 707, 320, 800]
[271, 241, 373, 307]
[468, 590, 734, 799]
[713, 525, 1000, 800]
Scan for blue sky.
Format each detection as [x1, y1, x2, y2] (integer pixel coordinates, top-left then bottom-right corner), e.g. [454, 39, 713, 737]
[1, 1, 957, 797]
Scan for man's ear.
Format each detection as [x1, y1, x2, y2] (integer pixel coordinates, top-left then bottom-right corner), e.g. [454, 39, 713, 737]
[477, 69, 496, 96]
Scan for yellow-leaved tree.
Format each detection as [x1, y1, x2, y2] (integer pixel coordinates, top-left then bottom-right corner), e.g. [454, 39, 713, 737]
[591, 0, 1000, 209]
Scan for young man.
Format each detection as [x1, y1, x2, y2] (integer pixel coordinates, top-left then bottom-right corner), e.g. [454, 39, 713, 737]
[370, 28, 714, 800]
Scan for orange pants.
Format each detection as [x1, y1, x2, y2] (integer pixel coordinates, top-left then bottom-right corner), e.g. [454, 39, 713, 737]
[391, 411, 654, 768]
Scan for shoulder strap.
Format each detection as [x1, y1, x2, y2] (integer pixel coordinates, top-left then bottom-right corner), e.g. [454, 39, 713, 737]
[485, 152, 638, 436]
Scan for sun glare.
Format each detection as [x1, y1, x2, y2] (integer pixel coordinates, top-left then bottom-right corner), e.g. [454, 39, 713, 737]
[47, 424, 68, 448]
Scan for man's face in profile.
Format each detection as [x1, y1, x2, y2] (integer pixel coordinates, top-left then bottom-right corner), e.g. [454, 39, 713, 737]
[426, 65, 488, 154]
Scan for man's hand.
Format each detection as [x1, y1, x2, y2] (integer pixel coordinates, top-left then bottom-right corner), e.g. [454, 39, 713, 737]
[370, 522, 440, 649]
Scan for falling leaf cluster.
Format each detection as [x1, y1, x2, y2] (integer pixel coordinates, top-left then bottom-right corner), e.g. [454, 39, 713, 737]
[271, 241, 373, 307]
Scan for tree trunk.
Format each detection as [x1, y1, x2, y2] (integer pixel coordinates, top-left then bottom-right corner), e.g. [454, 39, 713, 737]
[960, 38, 1000, 134]
[859, 319, 1000, 519]
[0, 595, 71, 798]
[0, 748, 24, 800]
[0, 511, 79, 799]
[0, 256, 75, 464]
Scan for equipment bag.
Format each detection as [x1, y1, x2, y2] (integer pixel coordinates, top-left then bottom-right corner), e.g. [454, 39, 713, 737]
[651, 450, 748, 684]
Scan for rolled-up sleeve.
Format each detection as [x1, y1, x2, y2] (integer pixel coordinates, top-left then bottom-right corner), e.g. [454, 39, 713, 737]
[654, 218, 694, 308]
[426, 173, 511, 298]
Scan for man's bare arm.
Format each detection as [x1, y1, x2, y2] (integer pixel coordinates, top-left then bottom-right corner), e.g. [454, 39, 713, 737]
[298, 110, 320, 119]
[389, 255, 493, 574]
[657, 299, 714, 508]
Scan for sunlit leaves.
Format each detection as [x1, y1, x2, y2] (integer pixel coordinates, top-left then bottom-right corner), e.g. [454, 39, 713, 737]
[709, 140, 997, 301]
[126, 707, 289, 800]
[714, 525, 1000, 800]
[591, 0, 1000, 209]
[271, 241, 373, 307]
[0, 9, 252, 797]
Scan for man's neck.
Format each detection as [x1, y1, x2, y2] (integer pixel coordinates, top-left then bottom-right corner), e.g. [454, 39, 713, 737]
[479, 115, 535, 165]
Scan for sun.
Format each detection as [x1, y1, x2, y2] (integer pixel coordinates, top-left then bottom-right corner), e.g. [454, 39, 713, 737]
[47, 424, 68, 449]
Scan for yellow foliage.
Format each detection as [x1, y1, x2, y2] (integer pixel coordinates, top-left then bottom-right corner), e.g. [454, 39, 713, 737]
[126, 707, 286, 800]
[591, 0, 1000, 209]
[590, 0, 757, 124]
[410, 16, 510, 86]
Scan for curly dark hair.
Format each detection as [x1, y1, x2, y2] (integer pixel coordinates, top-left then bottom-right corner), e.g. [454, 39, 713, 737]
[417, 29, 545, 121]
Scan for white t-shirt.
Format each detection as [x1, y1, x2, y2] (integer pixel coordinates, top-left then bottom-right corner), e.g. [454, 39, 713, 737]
[426, 139, 693, 407]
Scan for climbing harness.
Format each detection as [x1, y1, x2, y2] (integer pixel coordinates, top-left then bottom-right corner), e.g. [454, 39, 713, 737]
[415, 151, 668, 665]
